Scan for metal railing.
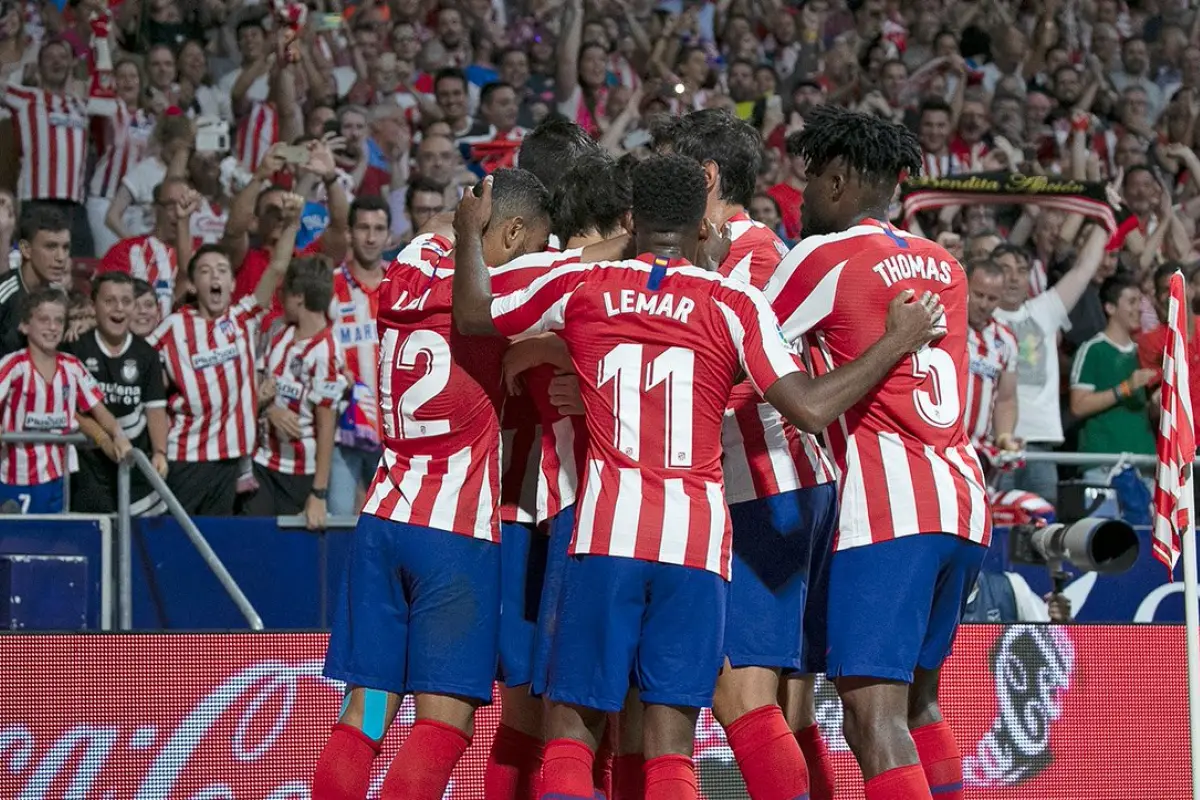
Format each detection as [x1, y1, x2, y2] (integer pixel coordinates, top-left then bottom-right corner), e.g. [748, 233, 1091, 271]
[0, 432, 263, 630]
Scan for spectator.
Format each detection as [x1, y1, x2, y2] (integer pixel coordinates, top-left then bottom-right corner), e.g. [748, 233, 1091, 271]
[1069, 276, 1158, 483]
[246, 256, 345, 526]
[1139, 263, 1200, 417]
[334, 105, 391, 197]
[993, 226, 1110, 505]
[963, 258, 1019, 452]
[87, 58, 157, 257]
[147, 197, 299, 516]
[434, 67, 475, 142]
[98, 178, 200, 317]
[399, 176, 447, 245]
[105, 113, 195, 244]
[1110, 36, 1165, 120]
[459, 81, 527, 173]
[129, 278, 160, 337]
[0, 287, 129, 514]
[0, 206, 71, 356]
[65, 272, 168, 515]
[327, 196, 390, 518]
[769, 134, 806, 242]
[4, 39, 91, 257]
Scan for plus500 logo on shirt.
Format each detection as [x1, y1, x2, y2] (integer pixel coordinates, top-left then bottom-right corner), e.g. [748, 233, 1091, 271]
[191, 344, 240, 370]
[23, 412, 68, 430]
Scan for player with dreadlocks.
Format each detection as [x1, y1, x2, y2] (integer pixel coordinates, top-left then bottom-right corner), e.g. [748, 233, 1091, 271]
[766, 105, 991, 800]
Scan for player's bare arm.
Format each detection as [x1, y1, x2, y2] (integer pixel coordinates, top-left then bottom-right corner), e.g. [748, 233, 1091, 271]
[503, 333, 572, 395]
[764, 290, 943, 433]
[451, 176, 502, 337]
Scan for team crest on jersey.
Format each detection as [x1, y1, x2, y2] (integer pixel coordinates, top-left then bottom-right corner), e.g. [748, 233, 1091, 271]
[121, 359, 139, 383]
[84, 357, 99, 373]
[288, 356, 304, 378]
[218, 319, 237, 337]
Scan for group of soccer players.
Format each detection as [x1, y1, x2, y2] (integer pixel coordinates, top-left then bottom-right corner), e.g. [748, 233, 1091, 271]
[312, 105, 991, 800]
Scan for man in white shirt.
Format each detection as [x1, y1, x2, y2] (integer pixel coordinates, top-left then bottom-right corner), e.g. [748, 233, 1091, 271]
[991, 226, 1110, 505]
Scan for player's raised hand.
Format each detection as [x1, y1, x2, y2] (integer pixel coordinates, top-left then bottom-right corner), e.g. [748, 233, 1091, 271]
[455, 175, 493, 238]
[885, 289, 945, 353]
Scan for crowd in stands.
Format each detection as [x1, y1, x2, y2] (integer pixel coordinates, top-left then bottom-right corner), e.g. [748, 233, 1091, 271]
[0, 0, 1197, 531]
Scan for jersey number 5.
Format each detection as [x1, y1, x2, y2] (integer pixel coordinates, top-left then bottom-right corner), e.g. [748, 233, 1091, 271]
[598, 343, 695, 468]
[382, 329, 451, 439]
[911, 345, 961, 429]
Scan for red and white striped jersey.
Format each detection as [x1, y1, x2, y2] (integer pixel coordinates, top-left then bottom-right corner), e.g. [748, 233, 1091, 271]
[3, 85, 88, 202]
[148, 296, 266, 462]
[921, 148, 965, 179]
[89, 100, 156, 199]
[500, 390, 541, 524]
[330, 262, 383, 444]
[488, 247, 588, 525]
[98, 235, 177, 317]
[963, 319, 1018, 447]
[362, 235, 551, 540]
[491, 254, 803, 579]
[253, 325, 346, 475]
[767, 220, 992, 551]
[0, 350, 103, 485]
[719, 212, 835, 503]
[236, 101, 279, 173]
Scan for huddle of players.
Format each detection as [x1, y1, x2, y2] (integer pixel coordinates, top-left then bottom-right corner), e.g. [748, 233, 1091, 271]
[312, 106, 991, 800]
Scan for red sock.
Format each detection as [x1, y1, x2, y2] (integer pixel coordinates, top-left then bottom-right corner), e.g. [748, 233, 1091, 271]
[910, 721, 963, 799]
[863, 764, 933, 800]
[794, 724, 835, 800]
[611, 753, 645, 800]
[486, 724, 544, 800]
[643, 754, 697, 800]
[312, 723, 380, 800]
[594, 726, 616, 798]
[725, 705, 809, 800]
[380, 719, 470, 800]
[540, 738, 596, 800]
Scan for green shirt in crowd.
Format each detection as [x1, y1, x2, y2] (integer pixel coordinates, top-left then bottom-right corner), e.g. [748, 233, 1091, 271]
[1069, 333, 1155, 456]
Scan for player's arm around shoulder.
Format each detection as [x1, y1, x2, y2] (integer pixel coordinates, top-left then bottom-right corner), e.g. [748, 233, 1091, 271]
[762, 289, 945, 433]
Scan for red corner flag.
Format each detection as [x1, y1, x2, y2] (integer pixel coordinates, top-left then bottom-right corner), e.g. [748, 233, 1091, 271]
[1153, 270, 1196, 573]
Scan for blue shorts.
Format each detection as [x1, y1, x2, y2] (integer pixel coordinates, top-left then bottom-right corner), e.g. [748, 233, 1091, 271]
[725, 483, 838, 671]
[531, 504, 575, 696]
[0, 479, 64, 514]
[826, 533, 986, 683]
[323, 514, 501, 703]
[498, 521, 549, 687]
[801, 486, 837, 675]
[546, 553, 728, 712]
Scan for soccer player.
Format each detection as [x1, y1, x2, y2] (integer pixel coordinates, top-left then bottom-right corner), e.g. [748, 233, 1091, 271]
[661, 108, 840, 800]
[767, 104, 990, 800]
[486, 151, 632, 800]
[148, 195, 304, 515]
[451, 155, 943, 800]
[313, 169, 552, 800]
[245, 257, 346, 528]
[0, 287, 131, 513]
[65, 272, 169, 515]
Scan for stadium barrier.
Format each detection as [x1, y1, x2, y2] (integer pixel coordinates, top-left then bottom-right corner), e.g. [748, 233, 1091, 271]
[0, 432, 263, 630]
[0, 626, 1187, 799]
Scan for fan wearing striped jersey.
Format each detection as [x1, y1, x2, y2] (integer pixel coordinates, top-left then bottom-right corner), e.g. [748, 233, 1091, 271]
[768, 105, 989, 800]
[962, 257, 1020, 457]
[451, 156, 944, 800]
[659, 109, 840, 800]
[314, 170, 553, 800]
